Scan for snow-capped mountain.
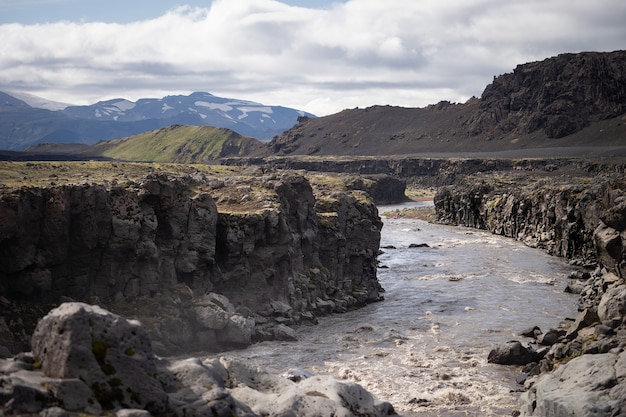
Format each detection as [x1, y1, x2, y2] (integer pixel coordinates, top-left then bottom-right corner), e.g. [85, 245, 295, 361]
[61, 92, 314, 140]
[0, 91, 315, 150]
[6, 91, 71, 111]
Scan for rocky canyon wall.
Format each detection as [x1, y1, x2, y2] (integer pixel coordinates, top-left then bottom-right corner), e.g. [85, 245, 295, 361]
[0, 167, 384, 355]
[223, 156, 626, 188]
[433, 169, 626, 416]
[434, 175, 626, 267]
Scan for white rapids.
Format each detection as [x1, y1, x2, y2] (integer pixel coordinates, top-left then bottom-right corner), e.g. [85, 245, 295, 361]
[213, 202, 579, 416]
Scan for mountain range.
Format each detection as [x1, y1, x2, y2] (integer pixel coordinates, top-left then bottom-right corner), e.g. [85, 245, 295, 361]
[0, 91, 314, 150]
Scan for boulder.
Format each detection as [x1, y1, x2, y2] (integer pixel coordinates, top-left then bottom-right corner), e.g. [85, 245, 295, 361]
[597, 284, 626, 328]
[537, 329, 566, 346]
[594, 223, 624, 274]
[116, 410, 151, 417]
[30, 302, 168, 413]
[565, 308, 600, 339]
[520, 351, 626, 416]
[519, 326, 542, 339]
[40, 407, 70, 417]
[162, 357, 253, 417]
[272, 324, 298, 341]
[487, 341, 542, 366]
[0, 368, 101, 415]
[216, 315, 256, 347]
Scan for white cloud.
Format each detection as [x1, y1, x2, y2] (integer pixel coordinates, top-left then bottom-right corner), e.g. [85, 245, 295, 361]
[0, 0, 624, 115]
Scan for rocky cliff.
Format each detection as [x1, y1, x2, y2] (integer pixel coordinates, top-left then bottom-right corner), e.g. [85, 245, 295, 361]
[0, 162, 386, 355]
[223, 155, 626, 189]
[433, 172, 626, 267]
[433, 166, 626, 416]
[468, 51, 626, 139]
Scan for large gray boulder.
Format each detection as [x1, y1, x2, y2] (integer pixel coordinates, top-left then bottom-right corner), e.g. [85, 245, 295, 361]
[520, 351, 626, 416]
[598, 284, 626, 328]
[31, 302, 168, 413]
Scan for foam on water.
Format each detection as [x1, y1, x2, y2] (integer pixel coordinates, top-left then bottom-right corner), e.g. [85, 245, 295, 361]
[213, 203, 579, 416]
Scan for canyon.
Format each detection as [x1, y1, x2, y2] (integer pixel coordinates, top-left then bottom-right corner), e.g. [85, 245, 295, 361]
[0, 161, 404, 356]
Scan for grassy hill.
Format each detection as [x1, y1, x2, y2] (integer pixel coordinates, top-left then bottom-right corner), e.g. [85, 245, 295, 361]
[90, 125, 263, 163]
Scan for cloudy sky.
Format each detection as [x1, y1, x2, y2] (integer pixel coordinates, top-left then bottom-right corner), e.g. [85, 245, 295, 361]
[0, 0, 624, 116]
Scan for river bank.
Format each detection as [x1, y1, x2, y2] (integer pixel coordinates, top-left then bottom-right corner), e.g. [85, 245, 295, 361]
[433, 172, 626, 416]
[214, 205, 580, 416]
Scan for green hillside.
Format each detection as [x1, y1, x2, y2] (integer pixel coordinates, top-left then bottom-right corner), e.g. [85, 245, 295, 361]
[92, 124, 262, 163]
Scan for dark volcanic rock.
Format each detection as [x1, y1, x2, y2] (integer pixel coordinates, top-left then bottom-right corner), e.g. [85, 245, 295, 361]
[237, 51, 626, 157]
[434, 176, 626, 265]
[0, 169, 385, 354]
[488, 341, 543, 366]
[468, 51, 626, 139]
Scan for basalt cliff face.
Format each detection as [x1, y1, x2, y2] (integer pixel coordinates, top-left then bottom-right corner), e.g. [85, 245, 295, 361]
[433, 167, 626, 416]
[0, 163, 392, 355]
[433, 171, 626, 267]
[223, 155, 626, 189]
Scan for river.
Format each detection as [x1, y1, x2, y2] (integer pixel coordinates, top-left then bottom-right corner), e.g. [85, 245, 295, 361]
[216, 202, 579, 416]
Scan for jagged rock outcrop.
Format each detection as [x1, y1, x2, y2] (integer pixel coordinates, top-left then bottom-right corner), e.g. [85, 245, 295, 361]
[0, 167, 384, 354]
[468, 51, 626, 138]
[520, 350, 626, 417]
[0, 302, 397, 416]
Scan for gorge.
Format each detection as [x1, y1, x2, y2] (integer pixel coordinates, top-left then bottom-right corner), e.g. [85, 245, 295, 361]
[1, 154, 625, 416]
[0, 50, 625, 416]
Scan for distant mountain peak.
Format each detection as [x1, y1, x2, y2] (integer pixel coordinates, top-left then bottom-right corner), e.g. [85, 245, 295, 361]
[0, 90, 315, 150]
[5, 91, 72, 111]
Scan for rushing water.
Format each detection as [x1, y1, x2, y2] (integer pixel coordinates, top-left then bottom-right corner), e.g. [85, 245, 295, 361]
[215, 202, 579, 416]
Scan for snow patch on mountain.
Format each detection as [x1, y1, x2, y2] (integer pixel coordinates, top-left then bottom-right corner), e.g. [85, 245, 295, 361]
[110, 99, 136, 112]
[195, 101, 233, 112]
[237, 106, 273, 120]
[7, 91, 72, 111]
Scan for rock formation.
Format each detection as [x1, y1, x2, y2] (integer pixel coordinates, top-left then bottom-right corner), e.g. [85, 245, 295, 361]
[434, 174, 626, 266]
[0, 302, 396, 416]
[433, 167, 626, 416]
[468, 51, 626, 139]
[0, 163, 387, 355]
[223, 155, 626, 189]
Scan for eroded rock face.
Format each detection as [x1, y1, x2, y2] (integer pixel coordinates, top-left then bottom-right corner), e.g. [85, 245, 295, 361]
[0, 170, 384, 354]
[434, 177, 626, 265]
[468, 51, 626, 138]
[0, 174, 218, 302]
